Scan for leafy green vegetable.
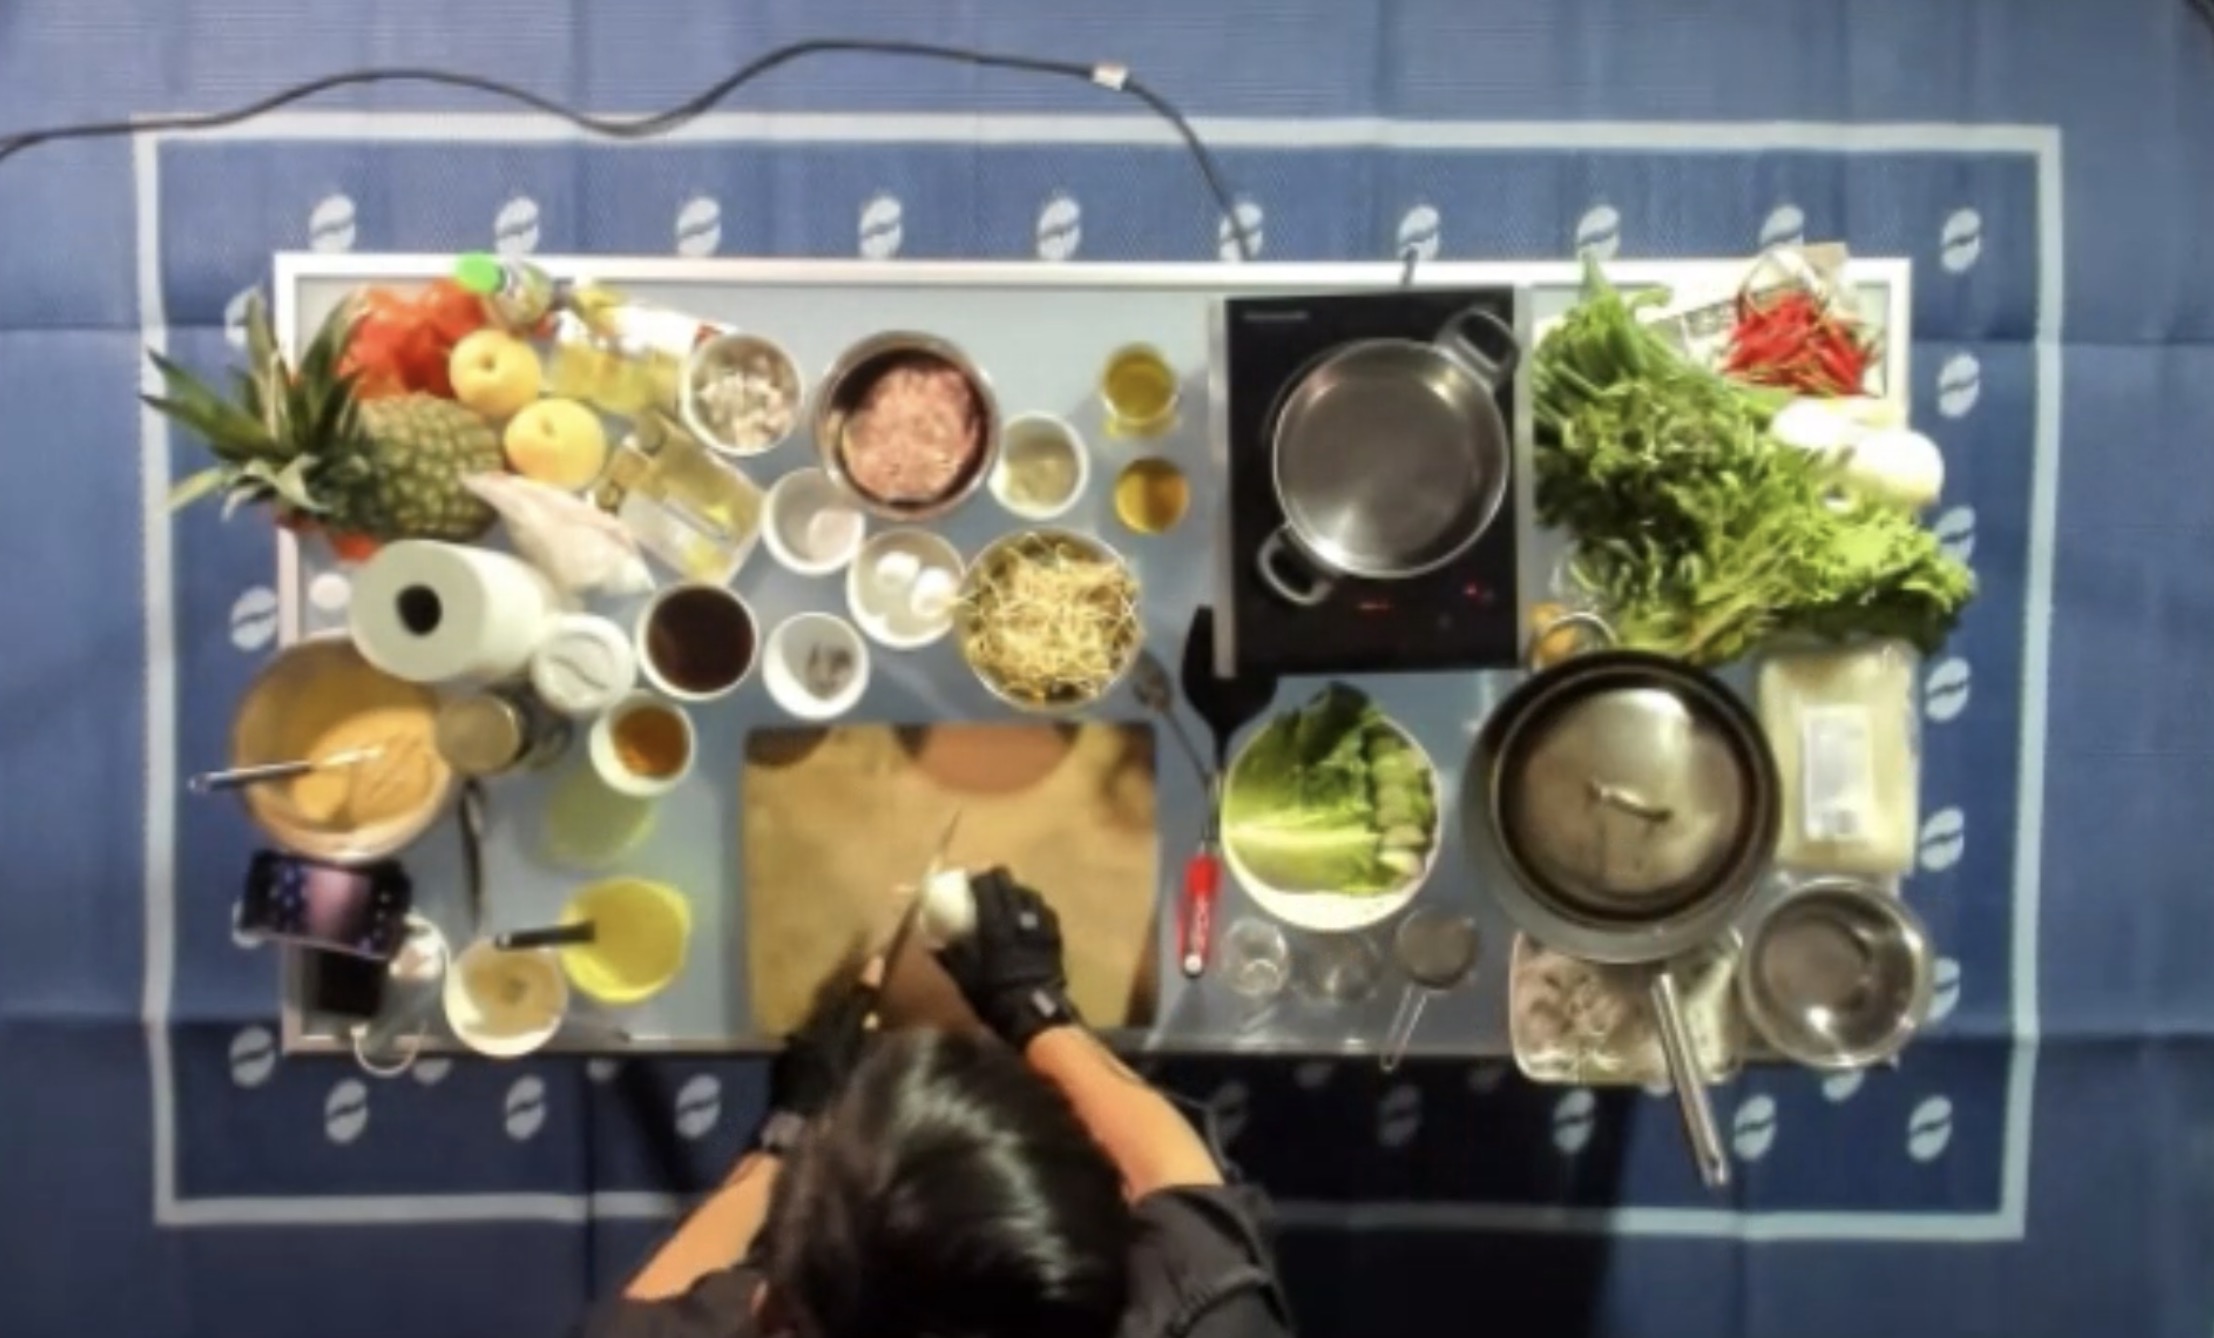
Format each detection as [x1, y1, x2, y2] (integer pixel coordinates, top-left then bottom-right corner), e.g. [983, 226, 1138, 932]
[1531, 258, 1974, 665]
[1223, 684, 1434, 895]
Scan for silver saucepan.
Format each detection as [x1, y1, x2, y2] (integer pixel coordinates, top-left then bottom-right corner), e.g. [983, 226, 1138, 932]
[1256, 308, 1516, 607]
[1463, 614, 1780, 1190]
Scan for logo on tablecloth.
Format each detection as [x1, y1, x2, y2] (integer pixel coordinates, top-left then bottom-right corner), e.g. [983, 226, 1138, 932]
[586, 1057, 621, 1084]
[1218, 198, 1265, 262]
[1551, 1088, 1596, 1154]
[1732, 1094, 1778, 1161]
[1940, 208, 1983, 274]
[1036, 192, 1082, 261]
[229, 586, 279, 652]
[1376, 1083, 1422, 1148]
[505, 1075, 548, 1141]
[228, 1026, 277, 1088]
[1822, 1069, 1865, 1103]
[1929, 958, 1962, 1024]
[1918, 807, 1967, 872]
[411, 1056, 452, 1087]
[1574, 205, 1621, 261]
[1759, 203, 1806, 250]
[1906, 1096, 1954, 1161]
[324, 1078, 369, 1145]
[1208, 1080, 1250, 1151]
[1924, 657, 1971, 722]
[1292, 1060, 1334, 1091]
[674, 1073, 722, 1140]
[1932, 506, 1977, 563]
[859, 193, 905, 260]
[1397, 203, 1441, 263]
[1936, 352, 1981, 419]
[495, 195, 542, 255]
[675, 196, 723, 257]
[309, 193, 357, 253]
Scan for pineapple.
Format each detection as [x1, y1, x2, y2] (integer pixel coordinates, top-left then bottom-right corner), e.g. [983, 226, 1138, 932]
[146, 293, 502, 543]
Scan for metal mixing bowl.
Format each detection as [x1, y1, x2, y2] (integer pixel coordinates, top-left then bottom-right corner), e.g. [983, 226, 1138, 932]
[1738, 878, 1933, 1070]
[813, 331, 999, 521]
[955, 528, 1142, 714]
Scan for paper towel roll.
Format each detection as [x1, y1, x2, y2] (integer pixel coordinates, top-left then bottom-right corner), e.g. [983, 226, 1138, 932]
[349, 541, 556, 685]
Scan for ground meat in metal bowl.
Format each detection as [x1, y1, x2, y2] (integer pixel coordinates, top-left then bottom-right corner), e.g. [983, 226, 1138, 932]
[839, 357, 982, 503]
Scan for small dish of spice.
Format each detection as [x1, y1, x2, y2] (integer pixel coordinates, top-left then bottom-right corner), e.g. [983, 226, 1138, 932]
[989, 413, 1088, 522]
[763, 613, 872, 721]
[682, 333, 804, 458]
[587, 693, 696, 798]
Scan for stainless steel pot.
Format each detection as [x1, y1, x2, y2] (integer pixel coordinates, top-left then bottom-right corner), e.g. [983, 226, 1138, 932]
[814, 331, 1000, 522]
[1256, 308, 1516, 607]
[1463, 615, 1779, 1189]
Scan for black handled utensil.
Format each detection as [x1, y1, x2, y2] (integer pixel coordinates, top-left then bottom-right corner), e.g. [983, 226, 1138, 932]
[1172, 607, 1280, 977]
[494, 922, 598, 951]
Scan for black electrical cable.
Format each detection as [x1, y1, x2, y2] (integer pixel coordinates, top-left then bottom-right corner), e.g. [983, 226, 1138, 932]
[0, 37, 1255, 260]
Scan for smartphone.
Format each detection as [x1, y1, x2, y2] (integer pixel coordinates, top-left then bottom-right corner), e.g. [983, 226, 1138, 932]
[238, 851, 412, 960]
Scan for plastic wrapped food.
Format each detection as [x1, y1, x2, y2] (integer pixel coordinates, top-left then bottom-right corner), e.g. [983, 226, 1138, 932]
[463, 473, 653, 601]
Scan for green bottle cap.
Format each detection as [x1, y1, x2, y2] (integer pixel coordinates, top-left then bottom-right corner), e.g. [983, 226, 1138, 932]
[453, 252, 503, 295]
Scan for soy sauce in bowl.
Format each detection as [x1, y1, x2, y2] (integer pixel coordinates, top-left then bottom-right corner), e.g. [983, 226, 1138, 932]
[639, 584, 758, 701]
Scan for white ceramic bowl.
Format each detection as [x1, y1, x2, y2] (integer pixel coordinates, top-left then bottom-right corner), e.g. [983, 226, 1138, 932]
[763, 613, 872, 720]
[587, 692, 697, 798]
[1220, 716, 1442, 933]
[762, 467, 867, 576]
[681, 331, 804, 459]
[989, 413, 1089, 522]
[846, 528, 965, 650]
[443, 939, 568, 1058]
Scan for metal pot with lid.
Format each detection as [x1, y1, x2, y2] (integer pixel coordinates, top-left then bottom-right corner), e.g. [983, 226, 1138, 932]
[1465, 614, 1780, 1188]
[1256, 308, 1517, 606]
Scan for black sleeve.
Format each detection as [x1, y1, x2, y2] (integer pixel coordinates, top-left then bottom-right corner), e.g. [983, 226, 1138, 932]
[573, 1264, 764, 1338]
[1122, 1184, 1295, 1338]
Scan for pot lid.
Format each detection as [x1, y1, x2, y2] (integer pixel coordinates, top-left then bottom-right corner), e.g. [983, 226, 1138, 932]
[1498, 679, 1759, 916]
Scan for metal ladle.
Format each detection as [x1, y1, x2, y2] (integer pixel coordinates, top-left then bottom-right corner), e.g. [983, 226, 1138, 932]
[187, 747, 382, 794]
[1379, 907, 1481, 1072]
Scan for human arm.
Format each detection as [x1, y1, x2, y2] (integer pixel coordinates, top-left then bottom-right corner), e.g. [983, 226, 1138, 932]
[613, 969, 877, 1306]
[935, 869, 1224, 1197]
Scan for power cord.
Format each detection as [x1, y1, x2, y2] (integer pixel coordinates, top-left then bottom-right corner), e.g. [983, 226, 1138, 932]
[0, 37, 1256, 260]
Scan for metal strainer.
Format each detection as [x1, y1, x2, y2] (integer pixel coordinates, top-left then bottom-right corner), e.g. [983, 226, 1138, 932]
[1378, 907, 1481, 1072]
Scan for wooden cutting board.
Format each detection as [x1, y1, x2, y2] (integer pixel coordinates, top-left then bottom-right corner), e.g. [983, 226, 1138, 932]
[741, 723, 1160, 1035]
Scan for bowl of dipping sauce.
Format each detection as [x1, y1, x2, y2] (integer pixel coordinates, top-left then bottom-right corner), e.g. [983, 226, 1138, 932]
[588, 694, 697, 799]
[635, 582, 758, 701]
[1113, 457, 1190, 535]
[228, 635, 455, 863]
[989, 413, 1088, 522]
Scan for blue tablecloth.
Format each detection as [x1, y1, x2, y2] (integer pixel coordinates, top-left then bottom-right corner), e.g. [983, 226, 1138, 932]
[4, 2, 2210, 1334]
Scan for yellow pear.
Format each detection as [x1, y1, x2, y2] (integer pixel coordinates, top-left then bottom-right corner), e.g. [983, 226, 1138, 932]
[449, 329, 543, 421]
[504, 398, 609, 491]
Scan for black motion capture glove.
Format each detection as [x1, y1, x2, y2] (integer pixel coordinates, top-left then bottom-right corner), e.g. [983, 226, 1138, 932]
[758, 971, 876, 1152]
[933, 867, 1078, 1052]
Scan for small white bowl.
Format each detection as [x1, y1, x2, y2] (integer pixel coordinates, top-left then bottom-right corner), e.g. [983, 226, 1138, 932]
[443, 939, 568, 1059]
[989, 413, 1089, 522]
[846, 528, 965, 650]
[588, 692, 697, 798]
[763, 613, 872, 720]
[762, 467, 867, 576]
[681, 332, 804, 459]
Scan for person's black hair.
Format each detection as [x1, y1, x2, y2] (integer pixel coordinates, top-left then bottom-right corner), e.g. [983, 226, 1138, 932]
[761, 1029, 1132, 1338]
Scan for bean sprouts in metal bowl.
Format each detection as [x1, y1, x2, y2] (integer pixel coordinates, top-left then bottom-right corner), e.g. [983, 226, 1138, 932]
[956, 530, 1142, 712]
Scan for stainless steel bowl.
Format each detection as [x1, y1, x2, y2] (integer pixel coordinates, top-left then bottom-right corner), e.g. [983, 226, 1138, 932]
[1738, 878, 1934, 1070]
[813, 331, 999, 521]
[955, 528, 1142, 714]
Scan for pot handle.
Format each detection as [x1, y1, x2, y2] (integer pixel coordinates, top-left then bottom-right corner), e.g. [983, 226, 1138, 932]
[1651, 970, 1731, 1191]
[1435, 307, 1520, 387]
[1524, 609, 1618, 672]
[1257, 528, 1333, 608]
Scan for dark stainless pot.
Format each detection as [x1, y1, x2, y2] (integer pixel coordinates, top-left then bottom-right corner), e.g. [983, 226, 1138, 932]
[1256, 308, 1516, 607]
[1463, 616, 1780, 1189]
